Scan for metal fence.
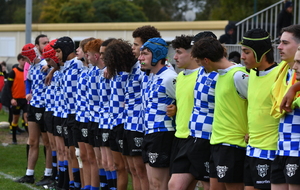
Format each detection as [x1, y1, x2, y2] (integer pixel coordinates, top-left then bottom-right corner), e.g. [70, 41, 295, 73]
[235, 0, 300, 43]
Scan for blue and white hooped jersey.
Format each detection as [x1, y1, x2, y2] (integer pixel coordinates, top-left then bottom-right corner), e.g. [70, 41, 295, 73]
[45, 68, 56, 112]
[75, 65, 92, 123]
[27, 59, 48, 108]
[98, 68, 112, 130]
[277, 108, 300, 157]
[53, 67, 68, 118]
[143, 66, 177, 135]
[124, 62, 144, 133]
[137, 73, 149, 132]
[109, 71, 129, 127]
[189, 67, 218, 139]
[87, 66, 102, 123]
[247, 145, 276, 160]
[63, 57, 83, 115]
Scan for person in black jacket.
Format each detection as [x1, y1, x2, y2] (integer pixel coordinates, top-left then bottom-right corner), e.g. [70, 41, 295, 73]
[277, 1, 293, 37]
[219, 23, 237, 44]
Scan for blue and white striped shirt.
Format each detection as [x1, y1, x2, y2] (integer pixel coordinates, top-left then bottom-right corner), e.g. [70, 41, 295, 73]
[53, 67, 67, 118]
[87, 66, 102, 123]
[109, 71, 129, 127]
[75, 65, 92, 123]
[98, 68, 112, 130]
[143, 66, 177, 135]
[63, 57, 83, 115]
[45, 68, 56, 112]
[27, 59, 48, 108]
[277, 108, 300, 157]
[124, 62, 144, 132]
[189, 67, 218, 139]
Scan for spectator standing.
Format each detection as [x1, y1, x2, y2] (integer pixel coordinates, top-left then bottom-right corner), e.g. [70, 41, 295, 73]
[277, 1, 293, 37]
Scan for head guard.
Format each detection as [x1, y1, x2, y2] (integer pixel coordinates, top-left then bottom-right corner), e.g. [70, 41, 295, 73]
[141, 38, 168, 66]
[43, 39, 59, 64]
[52, 36, 74, 62]
[241, 28, 272, 63]
[21, 43, 39, 63]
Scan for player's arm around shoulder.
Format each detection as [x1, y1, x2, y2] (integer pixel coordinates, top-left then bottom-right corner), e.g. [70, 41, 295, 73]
[164, 71, 178, 100]
[233, 70, 249, 99]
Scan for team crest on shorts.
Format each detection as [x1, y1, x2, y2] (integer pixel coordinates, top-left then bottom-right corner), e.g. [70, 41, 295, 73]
[148, 152, 159, 164]
[81, 128, 88, 137]
[63, 126, 68, 136]
[118, 140, 123, 149]
[256, 164, 269, 178]
[204, 162, 210, 173]
[102, 133, 109, 142]
[286, 164, 298, 177]
[35, 113, 42, 121]
[216, 165, 228, 178]
[57, 125, 62, 135]
[134, 137, 143, 147]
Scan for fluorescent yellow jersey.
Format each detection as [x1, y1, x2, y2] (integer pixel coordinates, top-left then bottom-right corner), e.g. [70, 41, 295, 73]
[210, 66, 248, 147]
[175, 69, 198, 138]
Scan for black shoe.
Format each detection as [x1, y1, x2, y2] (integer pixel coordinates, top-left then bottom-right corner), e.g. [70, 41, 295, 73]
[14, 175, 35, 184]
[43, 181, 56, 190]
[11, 141, 17, 145]
[36, 176, 53, 186]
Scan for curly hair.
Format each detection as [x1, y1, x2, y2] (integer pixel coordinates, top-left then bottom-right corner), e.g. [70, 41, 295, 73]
[84, 39, 103, 53]
[79, 37, 95, 53]
[171, 35, 194, 50]
[104, 39, 136, 78]
[132, 25, 161, 44]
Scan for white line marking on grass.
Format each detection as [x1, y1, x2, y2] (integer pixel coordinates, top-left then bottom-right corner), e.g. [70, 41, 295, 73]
[0, 172, 40, 190]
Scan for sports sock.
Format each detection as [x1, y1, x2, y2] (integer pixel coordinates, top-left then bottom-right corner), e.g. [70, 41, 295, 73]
[72, 168, 81, 190]
[57, 161, 65, 188]
[63, 160, 70, 189]
[111, 170, 117, 189]
[52, 151, 58, 180]
[99, 168, 108, 190]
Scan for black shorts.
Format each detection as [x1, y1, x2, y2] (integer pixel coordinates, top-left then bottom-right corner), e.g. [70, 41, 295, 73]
[27, 105, 46, 132]
[109, 124, 125, 153]
[11, 98, 27, 115]
[171, 136, 210, 181]
[122, 130, 144, 156]
[74, 121, 89, 143]
[271, 155, 300, 185]
[44, 111, 54, 133]
[81, 122, 89, 143]
[73, 120, 81, 144]
[53, 116, 64, 137]
[142, 131, 175, 168]
[94, 127, 101, 148]
[210, 144, 246, 183]
[65, 114, 76, 147]
[88, 122, 99, 147]
[244, 156, 272, 189]
[170, 137, 187, 173]
[98, 129, 110, 147]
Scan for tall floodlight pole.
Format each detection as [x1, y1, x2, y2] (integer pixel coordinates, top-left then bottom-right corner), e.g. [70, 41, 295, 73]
[25, 0, 32, 44]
